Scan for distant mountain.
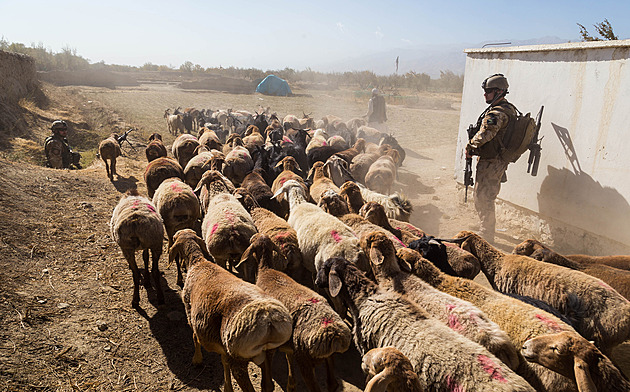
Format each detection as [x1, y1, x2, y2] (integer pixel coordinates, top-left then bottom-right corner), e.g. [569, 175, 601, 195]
[317, 37, 570, 78]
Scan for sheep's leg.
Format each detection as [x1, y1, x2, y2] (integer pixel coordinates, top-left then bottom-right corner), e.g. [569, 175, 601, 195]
[142, 249, 152, 288]
[104, 160, 111, 179]
[285, 351, 296, 392]
[192, 333, 203, 365]
[228, 357, 255, 392]
[220, 354, 234, 392]
[295, 353, 322, 392]
[260, 350, 275, 392]
[324, 356, 340, 392]
[122, 248, 141, 307]
[150, 247, 164, 305]
[111, 158, 117, 177]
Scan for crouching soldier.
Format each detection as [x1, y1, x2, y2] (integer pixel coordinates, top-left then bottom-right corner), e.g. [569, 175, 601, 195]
[45, 120, 82, 169]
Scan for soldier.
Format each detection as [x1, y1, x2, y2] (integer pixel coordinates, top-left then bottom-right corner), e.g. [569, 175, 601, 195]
[465, 74, 517, 243]
[44, 120, 82, 169]
[364, 88, 388, 132]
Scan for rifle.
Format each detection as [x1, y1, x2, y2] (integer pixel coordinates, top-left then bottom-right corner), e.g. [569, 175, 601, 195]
[464, 123, 478, 203]
[527, 106, 544, 176]
[116, 129, 136, 152]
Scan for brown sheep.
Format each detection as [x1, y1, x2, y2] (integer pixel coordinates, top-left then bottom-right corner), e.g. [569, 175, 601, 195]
[98, 134, 122, 179]
[362, 347, 424, 392]
[172, 133, 199, 170]
[145, 133, 167, 162]
[144, 157, 185, 199]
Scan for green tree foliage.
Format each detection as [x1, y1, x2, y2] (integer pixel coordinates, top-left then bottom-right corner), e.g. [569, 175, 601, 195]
[578, 19, 618, 41]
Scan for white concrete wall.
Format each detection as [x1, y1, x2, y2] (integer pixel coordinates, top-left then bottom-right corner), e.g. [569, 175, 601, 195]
[455, 40, 630, 246]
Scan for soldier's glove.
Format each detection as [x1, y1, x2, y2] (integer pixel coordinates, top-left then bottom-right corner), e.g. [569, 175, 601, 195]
[465, 143, 478, 157]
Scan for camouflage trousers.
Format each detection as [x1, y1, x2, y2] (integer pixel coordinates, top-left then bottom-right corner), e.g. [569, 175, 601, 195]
[473, 157, 509, 241]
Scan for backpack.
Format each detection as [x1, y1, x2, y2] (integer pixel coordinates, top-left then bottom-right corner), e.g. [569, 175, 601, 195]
[476, 103, 536, 163]
[499, 108, 537, 163]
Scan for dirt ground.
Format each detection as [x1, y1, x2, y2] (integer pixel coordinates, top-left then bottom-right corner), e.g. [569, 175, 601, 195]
[1, 83, 628, 391]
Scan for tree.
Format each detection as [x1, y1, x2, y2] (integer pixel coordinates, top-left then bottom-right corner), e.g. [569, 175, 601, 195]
[577, 19, 618, 41]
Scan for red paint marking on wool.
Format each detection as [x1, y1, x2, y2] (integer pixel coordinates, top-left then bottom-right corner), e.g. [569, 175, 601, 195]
[307, 298, 320, 304]
[477, 355, 507, 382]
[280, 178, 287, 185]
[598, 280, 615, 292]
[535, 314, 563, 332]
[394, 237, 406, 247]
[146, 204, 157, 213]
[446, 376, 464, 392]
[321, 316, 334, 326]
[210, 223, 219, 236]
[331, 230, 342, 243]
[132, 200, 140, 209]
[444, 242, 457, 248]
[170, 182, 182, 192]
[448, 314, 463, 331]
[282, 136, 292, 144]
[446, 304, 456, 311]
[275, 232, 291, 240]
[224, 210, 235, 224]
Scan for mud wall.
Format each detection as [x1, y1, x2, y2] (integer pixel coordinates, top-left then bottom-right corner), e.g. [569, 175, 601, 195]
[0, 50, 38, 102]
[455, 40, 630, 249]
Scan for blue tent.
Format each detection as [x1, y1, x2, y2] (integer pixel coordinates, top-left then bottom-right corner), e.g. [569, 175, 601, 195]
[255, 74, 292, 96]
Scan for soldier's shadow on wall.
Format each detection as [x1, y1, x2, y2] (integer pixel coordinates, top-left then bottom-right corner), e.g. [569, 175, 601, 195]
[536, 123, 630, 250]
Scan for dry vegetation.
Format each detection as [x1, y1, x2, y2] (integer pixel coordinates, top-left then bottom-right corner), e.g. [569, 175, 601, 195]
[1, 82, 628, 392]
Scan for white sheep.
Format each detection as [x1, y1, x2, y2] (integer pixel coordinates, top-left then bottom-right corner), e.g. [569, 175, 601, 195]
[272, 179, 369, 274]
[362, 231, 520, 371]
[110, 189, 165, 307]
[170, 229, 292, 392]
[457, 231, 630, 356]
[358, 183, 413, 222]
[315, 257, 536, 392]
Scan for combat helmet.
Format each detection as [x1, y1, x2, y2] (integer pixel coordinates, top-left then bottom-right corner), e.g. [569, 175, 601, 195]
[482, 74, 509, 91]
[51, 120, 68, 132]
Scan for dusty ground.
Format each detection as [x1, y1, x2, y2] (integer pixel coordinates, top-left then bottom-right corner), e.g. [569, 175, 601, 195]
[1, 83, 628, 392]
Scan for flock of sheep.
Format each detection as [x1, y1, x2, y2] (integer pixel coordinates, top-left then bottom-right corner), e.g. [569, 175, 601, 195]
[99, 107, 630, 392]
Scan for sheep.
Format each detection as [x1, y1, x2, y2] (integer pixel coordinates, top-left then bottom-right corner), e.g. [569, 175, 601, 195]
[145, 133, 167, 162]
[193, 169, 236, 215]
[171, 133, 199, 170]
[144, 157, 185, 199]
[379, 134, 406, 166]
[98, 134, 122, 179]
[183, 150, 224, 189]
[195, 171, 257, 271]
[334, 138, 366, 164]
[315, 257, 536, 392]
[152, 178, 200, 287]
[346, 118, 367, 135]
[339, 181, 365, 214]
[110, 189, 165, 307]
[322, 155, 356, 188]
[164, 109, 185, 135]
[170, 229, 292, 392]
[513, 239, 630, 300]
[307, 144, 345, 169]
[563, 254, 630, 271]
[306, 129, 330, 156]
[242, 125, 265, 153]
[521, 331, 630, 392]
[362, 231, 520, 370]
[223, 144, 254, 187]
[283, 114, 302, 131]
[407, 235, 482, 280]
[272, 179, 369, 274]
[240, 169, 283, 217]
[197, 127, 223, 152]
[396, 247, 580, 392]
[350, 149, 382, 184]
[456, 231, 630, 356]
[317, 192, 407, 250]
[240, 234, 352, 392]
[307, 161, 341, 204]
[271, 156, 309, 218]
[356, 125, 383, 144]
[365, 153, 399, 195]
[358, 183, 413, 222]
[361, 347, 424, 392]
[233, 188, 306, 284]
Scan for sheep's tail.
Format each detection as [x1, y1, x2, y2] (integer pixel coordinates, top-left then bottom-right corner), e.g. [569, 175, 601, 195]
[386, 193, 413, 221]
[294, 306, 352, 359]
[222, 299, 292, 364]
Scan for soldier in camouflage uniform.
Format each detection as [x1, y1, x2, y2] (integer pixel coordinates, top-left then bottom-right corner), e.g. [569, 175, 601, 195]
[45, 120, 82, 169]
[465, 74, 517, 242]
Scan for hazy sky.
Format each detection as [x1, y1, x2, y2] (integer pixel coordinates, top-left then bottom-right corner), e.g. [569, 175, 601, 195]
[1, 0, 628, 72]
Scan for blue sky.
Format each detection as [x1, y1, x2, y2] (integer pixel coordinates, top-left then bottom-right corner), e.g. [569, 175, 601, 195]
[1, 0, 628, 72]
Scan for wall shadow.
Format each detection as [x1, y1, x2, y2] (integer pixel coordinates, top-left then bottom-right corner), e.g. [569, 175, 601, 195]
[538, 166, 630, 248]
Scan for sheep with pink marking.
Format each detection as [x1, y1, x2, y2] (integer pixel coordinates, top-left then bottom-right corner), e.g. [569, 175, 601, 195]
[315, 257, 536, 392]
[110, 189, 165, 307]
[272, 179, 369, 275]
[194, 170, 257, 272]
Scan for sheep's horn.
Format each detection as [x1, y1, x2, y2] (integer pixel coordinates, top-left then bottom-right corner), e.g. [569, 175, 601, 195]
[435, 234, 472, 245]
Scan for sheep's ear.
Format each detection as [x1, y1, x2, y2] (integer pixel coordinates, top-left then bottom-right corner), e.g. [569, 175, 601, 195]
[168, 242, 182, 267]
[369, 247, 385, 266]
[194, 236, 212, 261]
[399, 259, 412, 272]
[329, 270, 343, 297]
[274, 160, 284, 169]
[238, 243, 255, 269]
[271, 186, 284, 200]
[363, 370, 392, 392]
[573, 357, 596, 392]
